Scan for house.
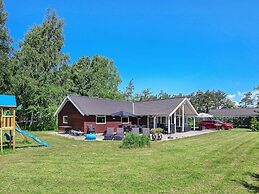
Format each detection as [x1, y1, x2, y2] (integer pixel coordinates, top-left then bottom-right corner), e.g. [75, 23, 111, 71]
[209, 107, 259, 127]
[209, 107, 259, 118]
[54, 95, 198, 133]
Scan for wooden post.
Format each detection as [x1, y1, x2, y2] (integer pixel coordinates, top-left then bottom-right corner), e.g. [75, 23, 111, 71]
[13, 109, 16, 150]
[167, 116, 171, 134]
[182, 104, 185, 132]
[174, 113, 177, 133]
[0, 129, 2, 153]
[153, 116, 157, 128]
[0, 108, 3, 153]
[193, 117, 196, 131]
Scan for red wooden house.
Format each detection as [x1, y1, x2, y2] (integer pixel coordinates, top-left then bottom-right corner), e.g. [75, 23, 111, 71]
[54, 95, 198, 133]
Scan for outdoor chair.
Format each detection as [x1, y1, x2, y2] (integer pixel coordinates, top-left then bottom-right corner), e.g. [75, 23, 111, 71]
[142, 128, 150, 137]
[70, 130, 84, 136]
[103, 128, 114, 140]
[113, 128, 124, 141]
[131, 128, 140, 134]
[87, 125, 96, 134]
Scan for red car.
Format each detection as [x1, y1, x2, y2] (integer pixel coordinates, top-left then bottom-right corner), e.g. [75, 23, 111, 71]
[199, 120, 233, 130]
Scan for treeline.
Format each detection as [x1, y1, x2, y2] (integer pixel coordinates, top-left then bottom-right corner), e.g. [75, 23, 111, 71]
[240, 87, 259, 108]
[0, 7, 124, 129]
[123, 82, 236, 112]
[0, 2, 257, 129]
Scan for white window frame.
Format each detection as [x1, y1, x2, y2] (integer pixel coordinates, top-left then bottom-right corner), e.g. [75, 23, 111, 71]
[63, 116, 68, 124]
[96, 115, 106, 124]
[121, 116, 129, 124]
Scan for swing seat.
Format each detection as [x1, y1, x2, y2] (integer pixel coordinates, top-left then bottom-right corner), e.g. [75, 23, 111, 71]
[4, 133, 13, 141]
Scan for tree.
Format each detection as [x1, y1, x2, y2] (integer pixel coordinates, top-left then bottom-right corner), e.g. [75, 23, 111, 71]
[124, 79, 135, 101]
[69, 56, 91, 96]
[255, 85, 259, 107]
[69, 55, 123, 100]
[240, 92, 254, 107]
[158, 90, 171, 99]
[189, 90, 235, 113]
[0, 0, 13, 93]
[135, 88, 157, 101]
[86, 55, 123, 99]
[11, 10, 70, 128]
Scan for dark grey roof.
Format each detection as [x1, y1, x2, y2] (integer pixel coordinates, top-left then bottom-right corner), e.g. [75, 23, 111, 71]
[68, 96, 133, 115]
[60, 95, 197, 116]
[134, 98, 186, 115]
[209, 108, 259, 117]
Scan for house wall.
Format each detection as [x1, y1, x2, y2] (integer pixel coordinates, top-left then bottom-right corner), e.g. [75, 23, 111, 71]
[58, 101, 85, 131]
[58, 101, 139, 133]
[84, 116, 137, 133]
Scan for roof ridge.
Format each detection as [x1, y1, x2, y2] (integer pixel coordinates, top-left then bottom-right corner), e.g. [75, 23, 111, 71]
[135, 97, 186, 103]
[68, 95, 132, 103]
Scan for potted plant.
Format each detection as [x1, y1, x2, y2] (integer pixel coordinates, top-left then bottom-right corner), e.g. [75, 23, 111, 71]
[151, 128, 163, 141]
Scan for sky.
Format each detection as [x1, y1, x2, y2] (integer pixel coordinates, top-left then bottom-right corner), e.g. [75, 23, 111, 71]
[5, 0, 259, 103]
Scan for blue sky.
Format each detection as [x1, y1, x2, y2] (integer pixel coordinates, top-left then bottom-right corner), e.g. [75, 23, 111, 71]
[5, 0, 259, 102]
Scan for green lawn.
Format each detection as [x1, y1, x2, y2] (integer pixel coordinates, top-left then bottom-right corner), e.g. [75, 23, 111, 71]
[0, 129, 258, 193]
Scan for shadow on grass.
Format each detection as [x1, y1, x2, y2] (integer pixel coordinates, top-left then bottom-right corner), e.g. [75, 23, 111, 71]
[16, 145, 44, 149]
[235, 173, 259, 193]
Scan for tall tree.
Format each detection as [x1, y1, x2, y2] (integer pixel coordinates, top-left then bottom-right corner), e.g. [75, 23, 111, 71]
[86, 55, 123, 99]
[255, 85, 259, 107]
[124, 79, 135, 101]
[0, 0, 13, 93]
[189, 90, 235, 113]
[69, 55, 123, 100]
[240, 92, 254, 107]
[158, 90, 171, 99]
[69, 56, 91, 96]
[11, 10, 70, 128]
[135, 88, 157, 101]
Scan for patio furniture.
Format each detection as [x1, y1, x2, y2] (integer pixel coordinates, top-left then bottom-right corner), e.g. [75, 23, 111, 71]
[113, 128, 124, 141]
[103, 128, 114, 140]
[142, 128, 150, 137]
[122, 125, 132, 133]
[70, 130, 84, 136]
[85, 133, 96, 140]
[87, 124, 96, 134]
[131, 128, 140, 134]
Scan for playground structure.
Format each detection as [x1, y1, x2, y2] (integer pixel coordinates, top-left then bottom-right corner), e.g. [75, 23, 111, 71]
[0, 95, 16, 152]
[0, 94, 49, 152]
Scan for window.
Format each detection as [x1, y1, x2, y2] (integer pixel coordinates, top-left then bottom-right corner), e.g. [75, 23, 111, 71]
[96, 115, 106, 124]
[121, 116, 129, 124]
[161, 117, 167, 124]
[63, 116, 68, 124]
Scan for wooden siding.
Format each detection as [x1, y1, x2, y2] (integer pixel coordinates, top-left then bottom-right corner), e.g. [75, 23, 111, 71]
[58, 101, 85, 131]
[58, 101, 144, 133]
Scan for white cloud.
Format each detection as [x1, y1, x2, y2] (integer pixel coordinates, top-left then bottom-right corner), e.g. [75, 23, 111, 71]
[227, 94, 236, 100]
[228, 90, 259, 107]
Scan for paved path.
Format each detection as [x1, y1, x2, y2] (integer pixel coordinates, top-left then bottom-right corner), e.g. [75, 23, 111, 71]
[46, 129, 215, 141]
[162, 129, 215, 141]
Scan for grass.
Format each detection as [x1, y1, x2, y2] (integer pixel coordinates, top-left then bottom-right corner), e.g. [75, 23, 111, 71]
[0, 129, 258, 193]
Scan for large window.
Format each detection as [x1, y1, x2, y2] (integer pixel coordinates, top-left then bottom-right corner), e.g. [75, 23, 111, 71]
[158, 116, 167, 124]
[63, 116, 68, 124]
[96, 115, 106, 124]
[121, 116, 129, 124]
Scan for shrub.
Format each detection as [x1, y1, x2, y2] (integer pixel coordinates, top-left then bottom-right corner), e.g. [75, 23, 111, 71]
[151, 128, 163, 134]
[120, 133, 150, 149]
[250, 117, 259, 131]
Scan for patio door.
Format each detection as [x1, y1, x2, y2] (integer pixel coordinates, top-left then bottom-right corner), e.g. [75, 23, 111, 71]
[149, 116, 154, 128]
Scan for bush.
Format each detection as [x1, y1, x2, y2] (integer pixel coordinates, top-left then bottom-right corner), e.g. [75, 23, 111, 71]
[19, 123, 58, 131]
[120, 133, 150, 149]
[250, 117, 259, 131]
[151, 128, 163, 134]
